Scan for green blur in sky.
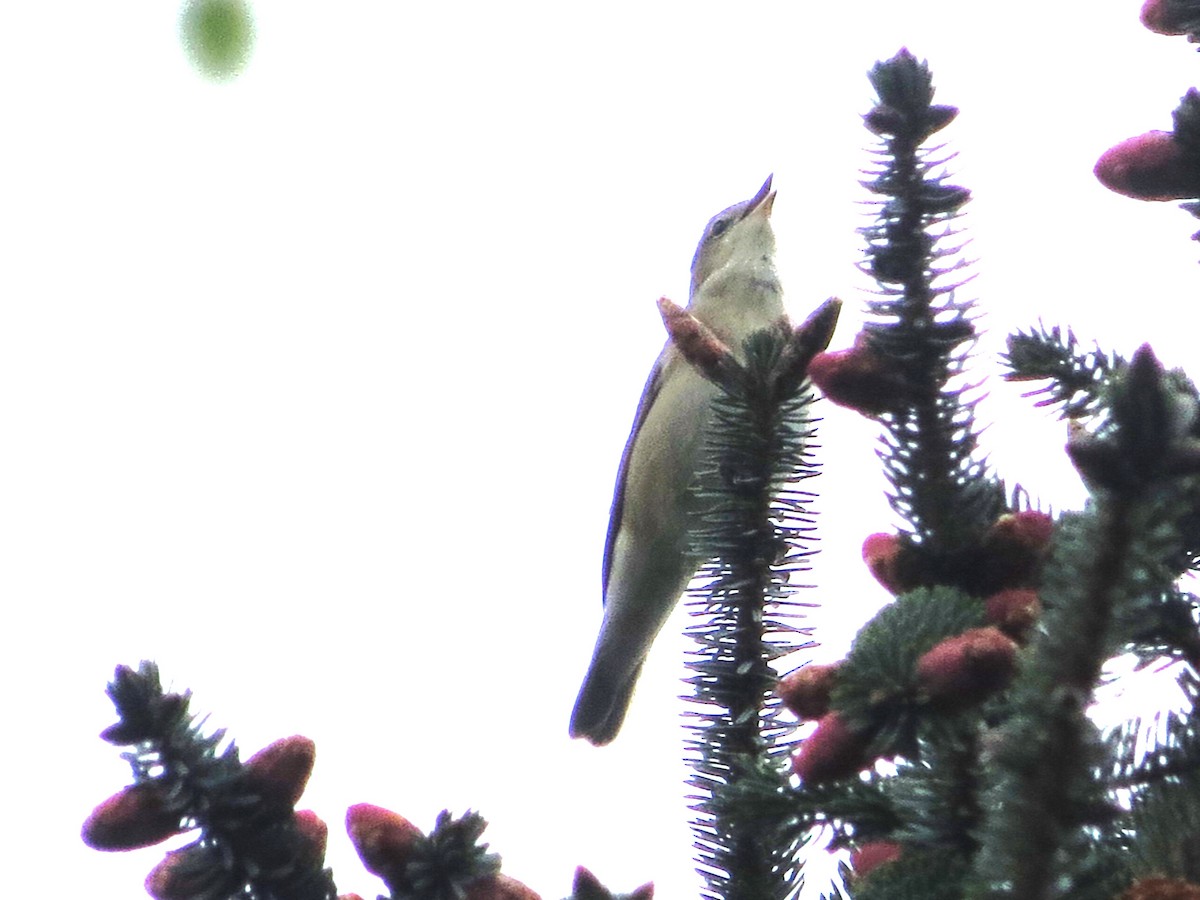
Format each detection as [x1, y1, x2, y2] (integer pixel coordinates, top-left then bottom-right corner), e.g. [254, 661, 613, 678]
[180, 0, 254, 81]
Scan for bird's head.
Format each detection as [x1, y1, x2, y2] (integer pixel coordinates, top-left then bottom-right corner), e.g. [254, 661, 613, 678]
[689, 175, 777, 298]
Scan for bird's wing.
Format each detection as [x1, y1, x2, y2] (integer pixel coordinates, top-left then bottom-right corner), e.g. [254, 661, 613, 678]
[601, 349, 669, 601]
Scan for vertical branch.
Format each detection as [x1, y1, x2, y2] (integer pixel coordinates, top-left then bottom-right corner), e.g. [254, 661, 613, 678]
[665, 299, 838, 899]
[971, 347, 1200, 898]
[856, 49, 1002, 556]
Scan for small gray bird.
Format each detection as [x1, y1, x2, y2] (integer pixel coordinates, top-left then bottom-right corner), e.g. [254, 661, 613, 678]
[570, 176, 784, 745]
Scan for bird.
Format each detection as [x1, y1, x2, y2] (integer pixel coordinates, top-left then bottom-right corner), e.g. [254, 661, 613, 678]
[570, 176, 785, 745]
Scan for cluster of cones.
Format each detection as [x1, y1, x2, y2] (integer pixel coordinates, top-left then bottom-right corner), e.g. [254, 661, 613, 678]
[1094, 1, 1200, 202]
[779, 509, 1051, 788]
[83, 735, 332, 899]
[82, 733, 650, 900]
[787, 292, 1060, 887]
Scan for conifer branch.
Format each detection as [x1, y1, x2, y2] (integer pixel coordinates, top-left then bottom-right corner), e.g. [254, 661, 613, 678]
[1104, 665, 1200, 792]
[82, 661, 339, 900]
[85, 664, 540, 900]
[1003, 325, 1117, 420]
[971, 347, 1200, 899]
[855, 49, 1003, 558]
[668, 300, 835, 900]
[811, 49, 1006, 600]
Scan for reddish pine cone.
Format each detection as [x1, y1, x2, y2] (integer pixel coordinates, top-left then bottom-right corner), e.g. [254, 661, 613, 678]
[775, 297, 841, 397]
[464, 873, 542, 900]
[863, 532, 916, 595]
[346, 803, 423, 880]
[808, 334, 911, 416]
[244, 735, 316, 807]
[145, 845, 217, 900]
[572, 867, 653, 899]
[81, 782, 184, 851]
[573, 867, 607, 899]
[1095, 131, 1200, 201]
[1141, 0, 1200, 35]
[917, 627, 1018, 709]
[777, 663, 840, 720]
[295, 809, 328, 863]
[850, 841, 903, 879]
[985, 588, 1042, 641]
[981, 510, 1054, 589]
[1121, 876, 1200, 899]
[986, 510, 1053, 554]
[657, 296, 735, 384]
[792, 713, 873, 784]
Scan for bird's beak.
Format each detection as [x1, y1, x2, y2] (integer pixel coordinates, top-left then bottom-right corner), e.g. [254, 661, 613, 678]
[745, 174, 776, 219]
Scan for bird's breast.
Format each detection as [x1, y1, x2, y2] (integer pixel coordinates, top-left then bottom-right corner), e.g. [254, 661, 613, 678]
[689, 266, 784, 359]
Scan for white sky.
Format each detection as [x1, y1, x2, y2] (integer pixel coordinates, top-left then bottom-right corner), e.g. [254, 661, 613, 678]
[6, 2, 1200, 898]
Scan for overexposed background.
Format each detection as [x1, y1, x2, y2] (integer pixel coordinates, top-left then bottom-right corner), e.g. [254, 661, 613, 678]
[4, 2, 1199, 897]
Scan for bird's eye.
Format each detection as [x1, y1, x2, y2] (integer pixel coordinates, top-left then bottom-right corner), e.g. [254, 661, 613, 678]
[710, 218, 730, 238]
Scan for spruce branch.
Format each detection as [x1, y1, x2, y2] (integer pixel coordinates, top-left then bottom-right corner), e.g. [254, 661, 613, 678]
[1105, 665, 1200, 792]
[87, 665, 541, 900]
[663, 298, 836, 900]
[82, 661, 339, 900]
[830, 585, 986, 756]
[787, 775, 903, 851]
[786, 51, 1053, 899]
[971, 346, 1200, 899]
[883, 723, 984, 854]
[1003, 324, 1118, 420]
[1122, 767, 1200, 885]
[385, 810, 502, 900]
[345, 803, 534, 900]
[569, 866, 654, 900]
[815, 48, 1006, 575]
[1111, 589, 1200, 673]
[850, 846, 968, 900]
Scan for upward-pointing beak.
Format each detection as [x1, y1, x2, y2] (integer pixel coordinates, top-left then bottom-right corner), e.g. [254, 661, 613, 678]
[745, 174, 776, 219]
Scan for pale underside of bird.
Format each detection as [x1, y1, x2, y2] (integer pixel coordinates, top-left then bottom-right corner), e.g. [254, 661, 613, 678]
[570, 176, 785, 745]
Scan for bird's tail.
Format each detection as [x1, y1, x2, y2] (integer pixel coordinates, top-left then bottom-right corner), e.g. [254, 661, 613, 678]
[569, 658, 644, 746]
